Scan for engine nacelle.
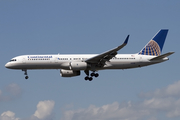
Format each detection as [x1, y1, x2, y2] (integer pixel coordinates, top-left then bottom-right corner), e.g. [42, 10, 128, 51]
[60, 69, 80, 77]
[70, 62, 88, 70]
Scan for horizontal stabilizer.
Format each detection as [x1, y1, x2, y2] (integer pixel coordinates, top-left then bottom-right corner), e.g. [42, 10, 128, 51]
[150, 52, 174, 61]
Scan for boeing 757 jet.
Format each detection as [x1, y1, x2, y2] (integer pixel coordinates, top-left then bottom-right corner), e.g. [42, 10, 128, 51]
[5, 29, 174, 81]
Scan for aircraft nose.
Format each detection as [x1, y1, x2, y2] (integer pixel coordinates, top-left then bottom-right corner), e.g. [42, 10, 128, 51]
[5, 62, 11, 68]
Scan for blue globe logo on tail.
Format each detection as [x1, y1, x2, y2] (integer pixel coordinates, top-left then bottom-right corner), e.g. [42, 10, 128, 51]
[139, 40, 161, 56]
[139, 29, 168, 56]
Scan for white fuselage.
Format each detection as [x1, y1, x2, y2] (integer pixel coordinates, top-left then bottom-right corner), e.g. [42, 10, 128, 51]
[5, 54, 168, 70]
[4, 29, 173, 80]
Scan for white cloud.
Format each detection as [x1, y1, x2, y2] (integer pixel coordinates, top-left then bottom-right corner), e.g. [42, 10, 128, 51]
[1, 80, 180, 120]
[62, 101, 150, 120]
[142, 97, 175, 110]
[166, 81, 180, 97]
[61, 80, 180, 120]
[0, 83, 22, 102]
[6, 83, 22, 96]
[33, 100, 55, 119]
[0, 100, 55, 120]
[0, 111, 20, 120]
[139, 81, 180, 98]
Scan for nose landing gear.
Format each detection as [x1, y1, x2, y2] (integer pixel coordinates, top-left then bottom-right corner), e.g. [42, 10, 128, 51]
[22, 69, 29, 79]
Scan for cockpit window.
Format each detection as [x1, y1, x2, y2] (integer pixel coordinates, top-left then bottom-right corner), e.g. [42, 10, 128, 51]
[10, 59, 17, 62]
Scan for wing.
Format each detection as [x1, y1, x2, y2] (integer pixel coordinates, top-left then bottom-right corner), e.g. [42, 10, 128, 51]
[85, 35, 129, 67]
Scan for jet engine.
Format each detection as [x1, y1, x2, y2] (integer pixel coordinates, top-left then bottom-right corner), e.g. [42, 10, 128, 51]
[70, 62, 89, 70]
[60, 62, 90, 70]
[60, 69, 80, 77]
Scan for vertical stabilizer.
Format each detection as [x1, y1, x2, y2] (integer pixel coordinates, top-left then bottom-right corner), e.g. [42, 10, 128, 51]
[139, 29, 168, 56]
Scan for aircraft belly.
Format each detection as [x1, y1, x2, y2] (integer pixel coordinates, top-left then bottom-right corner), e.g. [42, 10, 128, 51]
[103, 61, 139, 69]
[12, 62, 61, 69]
[101, 60, 160, 69]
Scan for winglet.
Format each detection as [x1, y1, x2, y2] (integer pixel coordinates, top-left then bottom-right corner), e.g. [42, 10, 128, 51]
[124, 35, 129, 44]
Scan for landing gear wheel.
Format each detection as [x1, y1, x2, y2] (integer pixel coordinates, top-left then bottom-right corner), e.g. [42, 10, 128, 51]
[84, 76, 93, 81]
[85, 76, 89, 80]
[91, 73, 95, 77]
[89, 77, 93, 81]
[25, 76, 29, 79]
[90, 72, 99, 77]
[95, 73, 99, 77]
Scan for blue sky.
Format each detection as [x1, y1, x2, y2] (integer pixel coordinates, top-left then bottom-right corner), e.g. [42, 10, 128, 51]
[0, 0, 180, 120]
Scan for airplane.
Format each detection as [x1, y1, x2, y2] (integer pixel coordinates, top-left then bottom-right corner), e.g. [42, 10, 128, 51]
[5, 29, 174, 81]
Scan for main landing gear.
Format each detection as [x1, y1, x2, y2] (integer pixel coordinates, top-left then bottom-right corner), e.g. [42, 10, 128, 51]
[22, 69, 29, 79]
[84, 70, 99, 81]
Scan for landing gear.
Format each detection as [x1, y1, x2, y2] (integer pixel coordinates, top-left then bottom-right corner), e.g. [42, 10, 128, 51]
[90, 73, 99, 77]
[85, 76, 93, 81]
[22, 69, 29, 79]
[84, 70, 99, 81]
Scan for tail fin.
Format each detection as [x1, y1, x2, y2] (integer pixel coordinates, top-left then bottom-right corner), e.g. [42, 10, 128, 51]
[139, 29, 168, 56]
